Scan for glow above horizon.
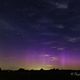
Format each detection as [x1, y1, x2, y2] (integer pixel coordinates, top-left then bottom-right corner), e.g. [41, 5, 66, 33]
[0, 49, 80, 70]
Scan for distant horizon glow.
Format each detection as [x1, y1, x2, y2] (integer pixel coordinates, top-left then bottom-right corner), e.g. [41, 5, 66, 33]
[0, 49, 80, 70]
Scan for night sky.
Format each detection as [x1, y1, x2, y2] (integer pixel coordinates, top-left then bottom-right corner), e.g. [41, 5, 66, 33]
[0, 0, 80, 70]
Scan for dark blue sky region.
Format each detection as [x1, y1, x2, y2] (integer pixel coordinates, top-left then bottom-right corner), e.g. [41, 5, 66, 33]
[0, 0, 80, 70]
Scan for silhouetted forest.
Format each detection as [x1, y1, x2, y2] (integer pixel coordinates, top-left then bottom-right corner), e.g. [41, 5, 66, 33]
[0, 68, 80, 80]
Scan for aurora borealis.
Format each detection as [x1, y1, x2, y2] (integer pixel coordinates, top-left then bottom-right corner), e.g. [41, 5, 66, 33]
[0, 0, 80, 70]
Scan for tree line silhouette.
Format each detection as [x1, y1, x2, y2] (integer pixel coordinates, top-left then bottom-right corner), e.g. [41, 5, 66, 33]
[0, 68, 80, 80]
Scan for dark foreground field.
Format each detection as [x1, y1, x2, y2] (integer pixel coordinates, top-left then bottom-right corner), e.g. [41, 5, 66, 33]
[0, 69, 80, 80]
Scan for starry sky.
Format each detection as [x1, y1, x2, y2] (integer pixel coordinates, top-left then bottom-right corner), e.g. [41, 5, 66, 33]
[0, 0, 80, 70]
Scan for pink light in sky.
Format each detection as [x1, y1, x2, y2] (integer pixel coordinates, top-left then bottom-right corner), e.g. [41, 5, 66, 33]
[0, 49, 80, 70]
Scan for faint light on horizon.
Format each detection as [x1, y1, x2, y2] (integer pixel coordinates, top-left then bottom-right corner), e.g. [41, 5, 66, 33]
[24, 64, 53, 70]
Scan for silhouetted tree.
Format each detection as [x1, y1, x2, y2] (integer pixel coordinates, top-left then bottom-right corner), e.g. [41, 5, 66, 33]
[18, 68, 25, 71]
[0, 68, 1, 71]
[40, 68, 43, 71]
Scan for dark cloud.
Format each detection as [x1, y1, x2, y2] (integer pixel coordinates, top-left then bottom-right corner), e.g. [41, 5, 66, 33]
[55, 2, 68, 9]
[71, 24, 80, 31]
[41, 41, 56, 45]
[66, 37, 80, 43]
[40, 32, 58, 36]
